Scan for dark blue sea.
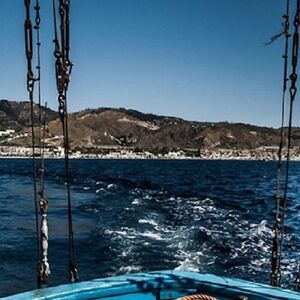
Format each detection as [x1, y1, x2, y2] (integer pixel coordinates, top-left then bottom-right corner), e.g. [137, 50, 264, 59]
[1, 159, 300, 297]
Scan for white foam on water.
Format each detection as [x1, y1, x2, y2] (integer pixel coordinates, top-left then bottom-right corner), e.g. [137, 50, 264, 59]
[174, 258, 199, 272]
[154, 224, 175, 233]
[104, 229, 136, 239]
[249, 220, 272, 238]
[132, 198, 141, 205]
[118, 265, 142, 273]
[139, 231, 163, 240]
[101, 193, 291, 284]
[107, 183, 116, 189]
[144, 194, 152, 200]
[138, 219, 158, 226]
[120, 246, 134, 257]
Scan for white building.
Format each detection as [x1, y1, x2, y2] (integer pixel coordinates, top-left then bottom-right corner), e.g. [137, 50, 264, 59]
[0, 129, 15, 137]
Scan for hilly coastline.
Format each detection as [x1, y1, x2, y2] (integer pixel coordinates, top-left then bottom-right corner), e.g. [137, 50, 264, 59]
[0, 99, 299, 159]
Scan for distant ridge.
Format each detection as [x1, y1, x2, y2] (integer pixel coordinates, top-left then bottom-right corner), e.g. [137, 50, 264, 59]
[0, 99, 299, 150]
[0, 99, 58, 130]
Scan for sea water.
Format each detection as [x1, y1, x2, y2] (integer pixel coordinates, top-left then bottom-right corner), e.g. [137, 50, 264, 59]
[0, 159, 300, 297]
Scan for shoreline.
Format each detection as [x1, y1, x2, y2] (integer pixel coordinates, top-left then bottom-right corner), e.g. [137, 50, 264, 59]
[0, 155, 299, 161]
[1, 145, 299, 161]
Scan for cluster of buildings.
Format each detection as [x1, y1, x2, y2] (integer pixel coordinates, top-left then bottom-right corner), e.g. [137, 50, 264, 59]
[0, 128, 300, 160]
[1, 145, 300, 160]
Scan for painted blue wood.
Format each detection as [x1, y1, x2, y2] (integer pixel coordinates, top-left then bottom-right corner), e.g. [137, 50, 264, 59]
[2, 270, 300, 299]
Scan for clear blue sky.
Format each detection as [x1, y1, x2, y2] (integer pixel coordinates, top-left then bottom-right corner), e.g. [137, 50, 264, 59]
[0, 1, 294, 126]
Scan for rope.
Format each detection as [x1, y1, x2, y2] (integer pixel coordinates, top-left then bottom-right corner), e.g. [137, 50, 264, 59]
[24, 0, 40, 282]
[176, 294, 217, 300]
[270, 0, 290, 287]
[52, 0, 78, 283]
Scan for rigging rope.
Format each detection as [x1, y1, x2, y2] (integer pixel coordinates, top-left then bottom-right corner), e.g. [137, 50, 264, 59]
[34, 0, 50, 286]
[52, 0, 78, 283]
[270, 0, 290, 287]
[24, 0, 40, 283]
[176, 294, 217, 300]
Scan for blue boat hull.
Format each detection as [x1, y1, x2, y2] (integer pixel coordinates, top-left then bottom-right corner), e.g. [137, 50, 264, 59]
[2, 270, 300, 299]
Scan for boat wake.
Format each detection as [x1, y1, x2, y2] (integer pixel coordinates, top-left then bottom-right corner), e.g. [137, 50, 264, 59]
[1, 159, 300, 296]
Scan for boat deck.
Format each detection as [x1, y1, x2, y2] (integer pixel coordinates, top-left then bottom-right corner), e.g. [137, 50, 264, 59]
[2, 270, 300, 300]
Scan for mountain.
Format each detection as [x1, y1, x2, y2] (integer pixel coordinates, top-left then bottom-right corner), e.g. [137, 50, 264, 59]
[0, 99, 58, 131]
[0, 99, 299, 150]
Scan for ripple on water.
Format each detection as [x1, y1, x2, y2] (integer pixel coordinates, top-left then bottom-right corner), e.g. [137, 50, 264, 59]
[1, 159, 300, 296]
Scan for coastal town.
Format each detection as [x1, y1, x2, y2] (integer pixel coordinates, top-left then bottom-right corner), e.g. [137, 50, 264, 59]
[0, 143, 299, 160]
[1, 121, 300, 160]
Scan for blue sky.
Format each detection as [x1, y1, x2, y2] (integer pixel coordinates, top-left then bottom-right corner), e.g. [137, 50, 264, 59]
[0, 1, 293, 126]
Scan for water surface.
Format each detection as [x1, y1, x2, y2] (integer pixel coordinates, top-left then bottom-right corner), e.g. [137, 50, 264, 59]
[0, 159, 299, 297]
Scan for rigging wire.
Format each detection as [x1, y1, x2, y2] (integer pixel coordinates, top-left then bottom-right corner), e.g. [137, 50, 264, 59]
[292, 3, 300, 291]
[40, 102, 48, 200]
[52, 0, 78, 283]
[33, 0, 50, 286]
[270, 0, 290, 287]
[283, 0, 300, 288]
[24, 0, 40, 282]
[34, 0, 43, 163]
[271, 0, 300, 289]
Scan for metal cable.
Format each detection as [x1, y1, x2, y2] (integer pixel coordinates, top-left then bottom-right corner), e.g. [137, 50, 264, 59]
[52, 0, 78, 282]
[33, 0, 51, 286]
[41, 102, 47, 197]
[24, 0, 40, 281]
[270, 0, 290, 287]
[34, 0, 42, 155]
[276, 0, 300, 289]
